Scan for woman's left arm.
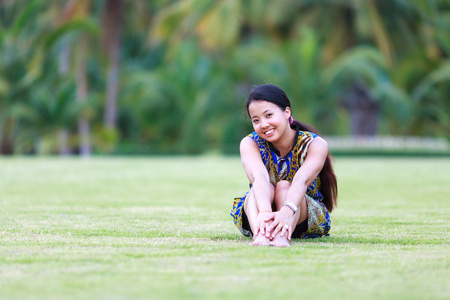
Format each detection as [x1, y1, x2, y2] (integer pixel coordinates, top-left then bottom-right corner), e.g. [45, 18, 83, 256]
[285, 136, 329, 208]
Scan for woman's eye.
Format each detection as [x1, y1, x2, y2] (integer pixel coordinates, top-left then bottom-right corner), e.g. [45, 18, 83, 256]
[253, 119, 259, 124]
[266, 114, 272, 118]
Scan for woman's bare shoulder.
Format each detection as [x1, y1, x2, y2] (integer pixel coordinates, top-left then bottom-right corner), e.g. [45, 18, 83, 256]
[240, 135, 258, 153]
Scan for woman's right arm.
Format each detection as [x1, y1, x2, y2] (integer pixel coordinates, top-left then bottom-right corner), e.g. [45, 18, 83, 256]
[240, 137, 273, 213]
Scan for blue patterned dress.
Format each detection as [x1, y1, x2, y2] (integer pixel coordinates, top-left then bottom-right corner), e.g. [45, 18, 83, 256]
[230, 128, 331, 239]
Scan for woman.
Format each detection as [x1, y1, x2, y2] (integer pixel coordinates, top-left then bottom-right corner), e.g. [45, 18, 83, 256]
[231, 84, 338, 247]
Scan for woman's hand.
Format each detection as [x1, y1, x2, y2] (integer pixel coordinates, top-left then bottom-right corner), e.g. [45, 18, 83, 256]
[265, 207, 295, 241]
[254, 211, 274, 237]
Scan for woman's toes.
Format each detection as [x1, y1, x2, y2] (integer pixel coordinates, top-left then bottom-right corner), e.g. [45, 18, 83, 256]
[250, 233, 270, 246]
[269, 235, 290, 247]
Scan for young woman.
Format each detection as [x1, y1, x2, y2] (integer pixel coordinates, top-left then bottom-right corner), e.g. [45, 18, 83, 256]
[231, 84, 338, 247]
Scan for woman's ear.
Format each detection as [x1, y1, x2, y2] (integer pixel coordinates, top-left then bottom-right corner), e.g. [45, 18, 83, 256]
[284, 107, 291, 119]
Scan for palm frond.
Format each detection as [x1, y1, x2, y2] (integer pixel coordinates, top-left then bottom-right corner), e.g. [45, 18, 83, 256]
[322, 46, 386, 88]
[44, 18, 100, 50]
[412, 60, 450, 101]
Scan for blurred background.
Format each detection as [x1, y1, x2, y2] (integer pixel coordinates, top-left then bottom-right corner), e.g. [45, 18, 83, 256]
[0, 0, 449, 156]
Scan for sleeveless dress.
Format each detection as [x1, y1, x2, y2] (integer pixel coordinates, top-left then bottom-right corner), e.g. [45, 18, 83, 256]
[230, 127, 331, 239]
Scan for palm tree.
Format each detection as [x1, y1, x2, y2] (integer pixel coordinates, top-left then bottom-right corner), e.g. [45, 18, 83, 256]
[290, 0, 449, 136]
[58, 0, 93, 156]
[0, 0, 46, 154]
[102, 0, 123, 132]
[121, 39, 237, 153]
[410, 60, 450, 136]
[15, 77, 81, 154]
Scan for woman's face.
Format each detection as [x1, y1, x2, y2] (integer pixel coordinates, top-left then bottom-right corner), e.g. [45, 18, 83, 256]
[248, 100, 291, 142]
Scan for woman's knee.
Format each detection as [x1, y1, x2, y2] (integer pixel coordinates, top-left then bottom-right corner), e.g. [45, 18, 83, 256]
[274, 180, 290, 206]
[244, 184, 275, 211]
[275, 180, 291, 193]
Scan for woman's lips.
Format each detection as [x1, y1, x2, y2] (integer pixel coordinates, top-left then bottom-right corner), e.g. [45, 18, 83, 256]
[264, 129, 275, 137]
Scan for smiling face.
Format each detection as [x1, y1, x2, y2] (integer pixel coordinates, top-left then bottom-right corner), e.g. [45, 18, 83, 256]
[248, 100, 291, 142]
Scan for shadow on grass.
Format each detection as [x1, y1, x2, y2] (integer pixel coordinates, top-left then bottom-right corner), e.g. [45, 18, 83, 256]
[209, 232, 446, 246]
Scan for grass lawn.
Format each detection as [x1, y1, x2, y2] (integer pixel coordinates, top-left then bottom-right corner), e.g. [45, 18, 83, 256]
[0, 156, 449, 300]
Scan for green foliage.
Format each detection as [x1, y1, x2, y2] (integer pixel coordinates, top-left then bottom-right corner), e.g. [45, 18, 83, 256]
[0, 0, 449, 155]
[12, 76, 80, 154]
[43, 18, 100, 50]
[121, 40, 240, 153]
[9, 0, 45, 36]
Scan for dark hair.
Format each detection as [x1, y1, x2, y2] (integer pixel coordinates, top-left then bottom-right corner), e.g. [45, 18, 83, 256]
[246, 84, 338, 212]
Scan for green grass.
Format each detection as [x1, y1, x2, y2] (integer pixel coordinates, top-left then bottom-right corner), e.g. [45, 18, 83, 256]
[0, 156, 449, 300]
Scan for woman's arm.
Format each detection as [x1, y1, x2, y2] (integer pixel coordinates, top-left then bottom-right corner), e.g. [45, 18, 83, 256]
[240, 136, 272, 212]
[285, 136, 329, 208]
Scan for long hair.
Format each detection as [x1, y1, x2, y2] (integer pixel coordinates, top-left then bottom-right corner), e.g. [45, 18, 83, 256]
[246, 84, 338, 212]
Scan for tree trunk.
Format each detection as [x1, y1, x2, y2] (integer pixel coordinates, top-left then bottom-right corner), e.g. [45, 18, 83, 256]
[102, 0, 123, 129]
[58, 130, 71, 156]
[76, 36, 91, 156]
[0, 117, 14, 155]
[344, 82, 380, 136]
[58, 41, 72, 155]
[61, 0, 92, 156]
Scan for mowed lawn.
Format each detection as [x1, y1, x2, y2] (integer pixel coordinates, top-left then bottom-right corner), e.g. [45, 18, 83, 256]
[0, 156, 448, 300]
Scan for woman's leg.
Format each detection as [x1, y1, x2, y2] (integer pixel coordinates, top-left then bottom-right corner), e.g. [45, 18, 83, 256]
[243, 186, 275, 246]
[270, 180, 308, 247]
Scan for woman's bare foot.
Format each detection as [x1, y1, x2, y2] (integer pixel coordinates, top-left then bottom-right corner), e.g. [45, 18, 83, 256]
[250, 232, 270, 246]
[269, 234, 290, 247]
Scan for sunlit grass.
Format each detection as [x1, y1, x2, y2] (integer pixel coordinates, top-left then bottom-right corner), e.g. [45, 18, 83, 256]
[0, 156, 449, 300]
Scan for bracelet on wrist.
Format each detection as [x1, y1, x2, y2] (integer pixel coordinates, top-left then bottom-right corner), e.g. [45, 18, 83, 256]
[283, 202, 297, 214]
